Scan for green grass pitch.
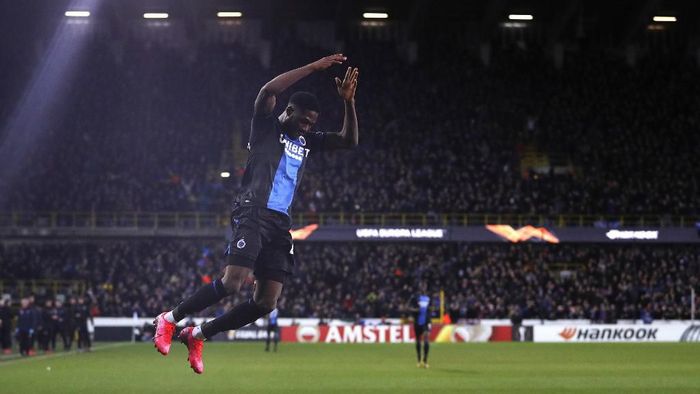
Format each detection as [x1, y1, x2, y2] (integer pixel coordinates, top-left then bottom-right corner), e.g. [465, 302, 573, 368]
[1, 342, 700, 393]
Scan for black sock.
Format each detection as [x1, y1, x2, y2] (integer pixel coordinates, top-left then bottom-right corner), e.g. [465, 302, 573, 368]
[172, 279, 228, 321]
[423, 340, 429, 363]
[201, 299, 271, 339]
[415, 340, 422, 362]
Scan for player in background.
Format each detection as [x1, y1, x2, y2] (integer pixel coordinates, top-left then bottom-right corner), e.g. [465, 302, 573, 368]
[75, 296, 93, 352]
[0, 299, 13, 354]
[39, 299, 55, 353]
[16, 298, 36, 356]
[409, 283, 432, 368]
[264, 308, 280, 352]
[153, 54, 359, 374]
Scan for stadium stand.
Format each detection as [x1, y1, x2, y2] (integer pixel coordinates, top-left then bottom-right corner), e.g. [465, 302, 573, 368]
[2, 241, 698, 321]
[0, 38, 697, 214]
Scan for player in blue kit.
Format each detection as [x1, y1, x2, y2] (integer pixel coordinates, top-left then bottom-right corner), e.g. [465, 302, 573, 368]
[153, 54, 359, 374]
[410, 283, 432, 368]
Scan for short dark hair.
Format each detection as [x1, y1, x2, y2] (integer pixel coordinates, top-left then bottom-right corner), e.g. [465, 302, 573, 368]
[289, 91, 320, 113]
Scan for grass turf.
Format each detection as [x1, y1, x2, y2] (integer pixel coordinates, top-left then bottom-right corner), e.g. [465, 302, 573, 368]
[1, 342, 699, 393]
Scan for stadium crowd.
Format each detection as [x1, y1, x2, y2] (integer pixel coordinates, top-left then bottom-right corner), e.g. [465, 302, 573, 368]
[0, 37, 698, 215]
[1, 240, 698, 336]
[0, 295, 93, 355]
[1, 19, 697, 355]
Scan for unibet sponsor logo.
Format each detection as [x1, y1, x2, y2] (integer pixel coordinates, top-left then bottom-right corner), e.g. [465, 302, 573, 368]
[559, 327, 659, 341]
[280, 134, 310, 161]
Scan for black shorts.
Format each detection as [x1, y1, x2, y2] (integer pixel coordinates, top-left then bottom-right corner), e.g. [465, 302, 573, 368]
[414, 323, 431, 338]
[225, 204, 295, 280]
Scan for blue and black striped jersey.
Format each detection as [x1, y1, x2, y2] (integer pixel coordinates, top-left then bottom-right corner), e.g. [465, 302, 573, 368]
[238, 113, 325, 219]
[412, 294, 431, 326]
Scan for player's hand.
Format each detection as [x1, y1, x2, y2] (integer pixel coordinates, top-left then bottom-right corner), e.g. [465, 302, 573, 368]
[335, 67, 359, 102]
[309, 54, 346, 71]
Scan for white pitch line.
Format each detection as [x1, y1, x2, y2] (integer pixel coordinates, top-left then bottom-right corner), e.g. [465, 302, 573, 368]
[0, 342, 134, 367]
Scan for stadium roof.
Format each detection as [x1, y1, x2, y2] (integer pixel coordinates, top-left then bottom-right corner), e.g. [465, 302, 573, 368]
[3, 0, 700, 44]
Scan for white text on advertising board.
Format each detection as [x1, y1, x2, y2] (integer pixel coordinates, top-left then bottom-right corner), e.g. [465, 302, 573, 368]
[355, 228, 445, 239]
[605, 230, 658, 240]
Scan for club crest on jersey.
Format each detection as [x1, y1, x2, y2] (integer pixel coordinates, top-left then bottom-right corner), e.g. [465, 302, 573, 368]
[279, 134, 310, 161]
[236, 238, 246, 249]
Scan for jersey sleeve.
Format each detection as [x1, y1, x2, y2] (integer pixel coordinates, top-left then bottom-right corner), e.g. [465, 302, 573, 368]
[249, 113, 276, 148]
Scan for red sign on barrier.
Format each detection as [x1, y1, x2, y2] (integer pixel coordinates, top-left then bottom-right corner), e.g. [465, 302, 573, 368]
[281, 324, 513, 343]
[281, 325, 414, 343]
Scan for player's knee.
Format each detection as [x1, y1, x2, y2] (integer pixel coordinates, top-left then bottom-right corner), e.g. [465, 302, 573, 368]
[252, 297, 276, 313]
[220, 274, 244, 294]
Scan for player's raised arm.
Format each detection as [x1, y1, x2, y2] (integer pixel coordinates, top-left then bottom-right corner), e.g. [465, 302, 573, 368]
[324, 67, 359, 149]
[253, 54, 346, 117]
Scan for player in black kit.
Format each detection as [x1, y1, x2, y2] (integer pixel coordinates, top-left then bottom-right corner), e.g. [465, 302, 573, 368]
[264, 308, 280, 352]
[154, 54, 359, 374]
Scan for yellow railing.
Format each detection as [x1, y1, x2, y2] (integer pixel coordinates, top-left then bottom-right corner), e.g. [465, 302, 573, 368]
[0, 279, 87, 300]
[0, 212, 695, 228]
[0, 212, 229, 229]
[292, 212, 694, 227]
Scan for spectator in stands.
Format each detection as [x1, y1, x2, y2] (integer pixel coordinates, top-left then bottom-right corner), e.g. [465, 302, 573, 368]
[1, 241, 697, 321]
[16, 298, 37, 356]
[0, 38, 697, 215]
[0, 299, 13, 354]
